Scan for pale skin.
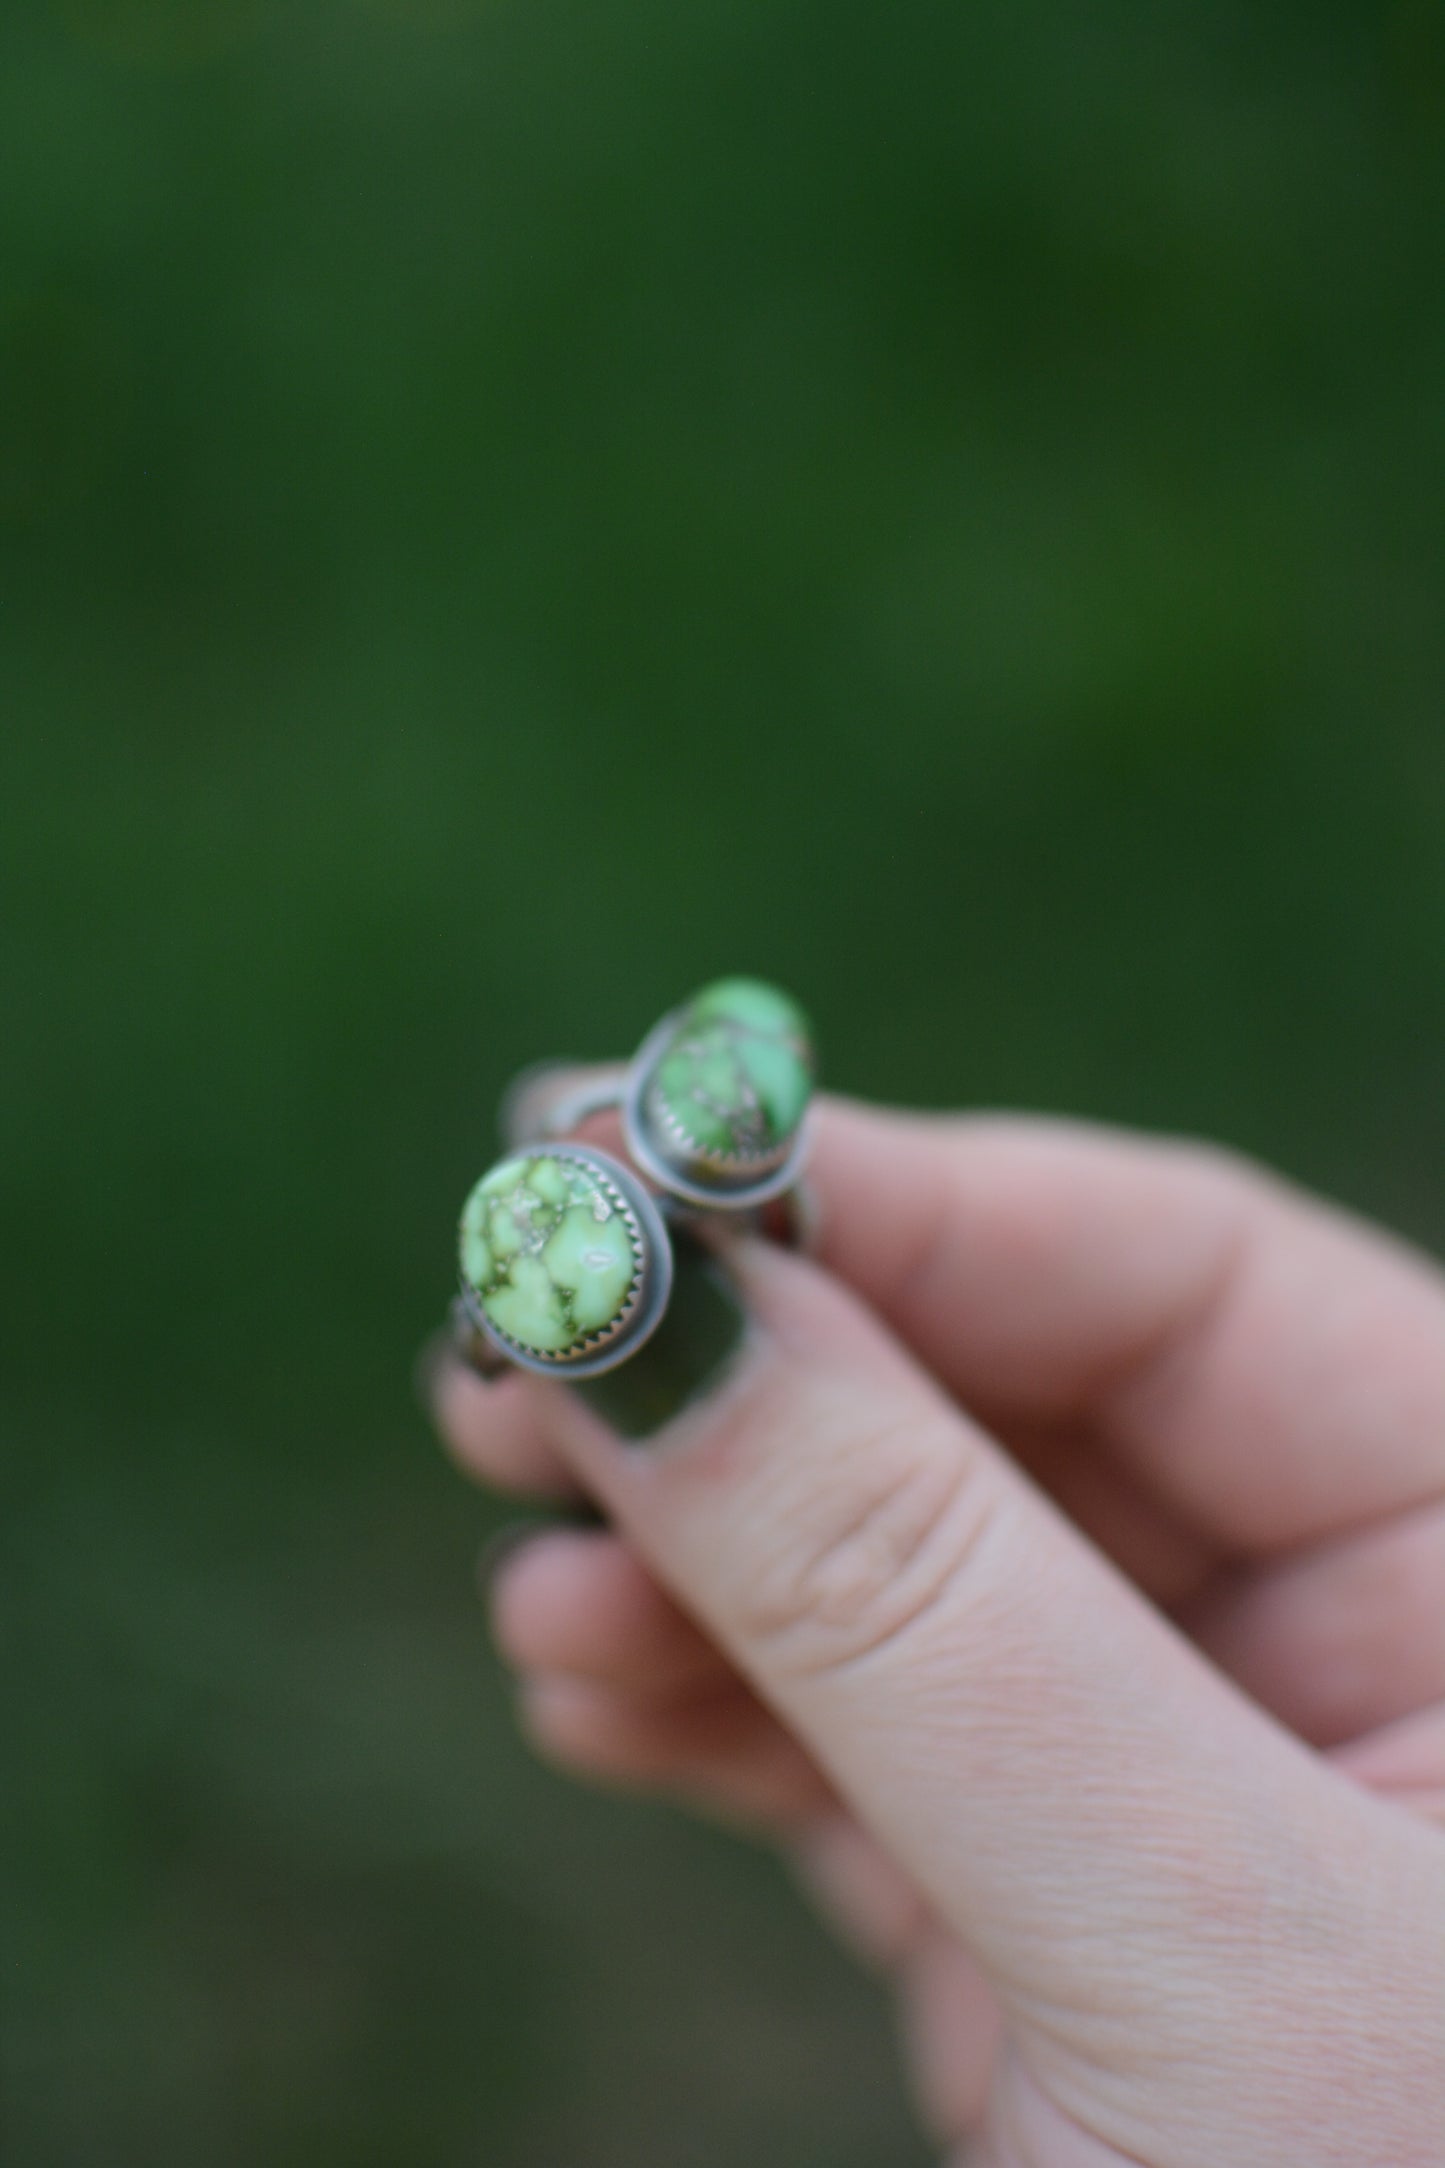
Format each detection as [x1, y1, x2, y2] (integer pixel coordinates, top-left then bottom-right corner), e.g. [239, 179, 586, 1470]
[430, 1099, 1445, 2167]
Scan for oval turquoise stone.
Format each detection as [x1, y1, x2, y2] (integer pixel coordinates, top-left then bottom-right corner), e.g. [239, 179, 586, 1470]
[458, 1151, 642, 1356]
[647, 977, 814, 1168]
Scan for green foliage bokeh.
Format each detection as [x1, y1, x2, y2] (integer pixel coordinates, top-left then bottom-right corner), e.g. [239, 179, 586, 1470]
[2, 1, 1441, 2161]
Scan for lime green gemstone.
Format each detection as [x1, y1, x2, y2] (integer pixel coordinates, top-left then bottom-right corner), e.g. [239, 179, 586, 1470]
[688, 979, 807, 1038]
[458, 1152, 640, 1355]
[649, 977, 814, 1163]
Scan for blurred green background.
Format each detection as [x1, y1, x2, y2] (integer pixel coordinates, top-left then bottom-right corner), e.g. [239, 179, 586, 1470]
[2, 0, 1442, 2160]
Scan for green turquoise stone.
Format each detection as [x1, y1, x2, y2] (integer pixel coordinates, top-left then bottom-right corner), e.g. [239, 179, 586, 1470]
[648, 977, 814, 1164]
[459, 1152, 641, 1356]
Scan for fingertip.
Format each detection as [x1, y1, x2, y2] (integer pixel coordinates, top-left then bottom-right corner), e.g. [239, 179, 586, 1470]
[513, 1672, 832, 1823]
[488, 1524, 727, 1697]
[429, 1353, 499, 1448]
[793, 1815, 930, 1969]
[486, 1522, 615, 1663]
[513, 1672, 681, 1789]
[476, 1514, 581, 1603]
[514, 1674, 619, 1778]
[431, 1357, 580, 1496]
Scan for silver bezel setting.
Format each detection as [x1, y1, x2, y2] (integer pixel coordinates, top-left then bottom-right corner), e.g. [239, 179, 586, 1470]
[622, 1008, 813, 1211]
[456, 1143, 674, 1380]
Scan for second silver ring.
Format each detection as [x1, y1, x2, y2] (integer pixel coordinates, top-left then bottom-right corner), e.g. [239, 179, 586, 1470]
[499, 976, 818, 1234]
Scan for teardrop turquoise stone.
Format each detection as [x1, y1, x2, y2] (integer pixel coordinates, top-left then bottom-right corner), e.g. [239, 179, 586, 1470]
[648, 977, 814, 1165]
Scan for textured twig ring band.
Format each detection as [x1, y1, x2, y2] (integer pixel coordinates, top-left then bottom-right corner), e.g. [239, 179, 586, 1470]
[448, 978, 815, 1379]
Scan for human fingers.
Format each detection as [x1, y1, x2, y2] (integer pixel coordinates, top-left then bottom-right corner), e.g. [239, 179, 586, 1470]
[517, 1671, 830, 1826]
[1000, 1417, 1216, 1607]
[488, 1526, 839, 1829]
[432, 1283, 1220, 1607]
[1331, 1702, 1445, 1827]
[898, 1928, 1002, 2147]
[793, 1812, 930, 1967]
[432, 1359, 580, 1497]
[794, 1818, 1000, 2140]
[429, 1212, 1216, 1663]
[489, 1524, 732, 1698]
[516, 1232, 1445, 2164]
[1183, 1498, 1445, 1748]
[809, 1100, 1445, 1553]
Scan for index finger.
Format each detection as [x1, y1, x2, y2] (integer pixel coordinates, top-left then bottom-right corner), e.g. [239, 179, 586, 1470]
[809, 1098, 1445, 1554]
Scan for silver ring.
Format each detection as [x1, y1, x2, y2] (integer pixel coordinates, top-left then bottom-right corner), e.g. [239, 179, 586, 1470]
[503, 979, 816, 1216]
[448, 980, 816, 1380]
[452, 1142, 674, 1380]
[621, 1007, 812, 1211]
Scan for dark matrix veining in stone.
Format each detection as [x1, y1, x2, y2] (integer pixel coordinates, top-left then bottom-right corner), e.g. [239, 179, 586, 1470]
[646, 978, 814, 1170]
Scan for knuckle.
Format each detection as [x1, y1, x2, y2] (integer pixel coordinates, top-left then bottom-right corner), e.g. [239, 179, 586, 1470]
[735, 1410, 1002, 1680]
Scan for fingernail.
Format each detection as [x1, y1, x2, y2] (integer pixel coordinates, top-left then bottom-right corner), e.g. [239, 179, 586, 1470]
[475, 1502, 609, 1595]
[568, 1229, 748, 1442]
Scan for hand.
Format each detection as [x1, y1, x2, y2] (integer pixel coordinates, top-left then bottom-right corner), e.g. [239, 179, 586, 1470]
[431, 1100, 1445, 2167]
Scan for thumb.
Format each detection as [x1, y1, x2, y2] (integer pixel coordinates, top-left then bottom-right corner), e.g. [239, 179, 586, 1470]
[522, 1231, 1403, 2028]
